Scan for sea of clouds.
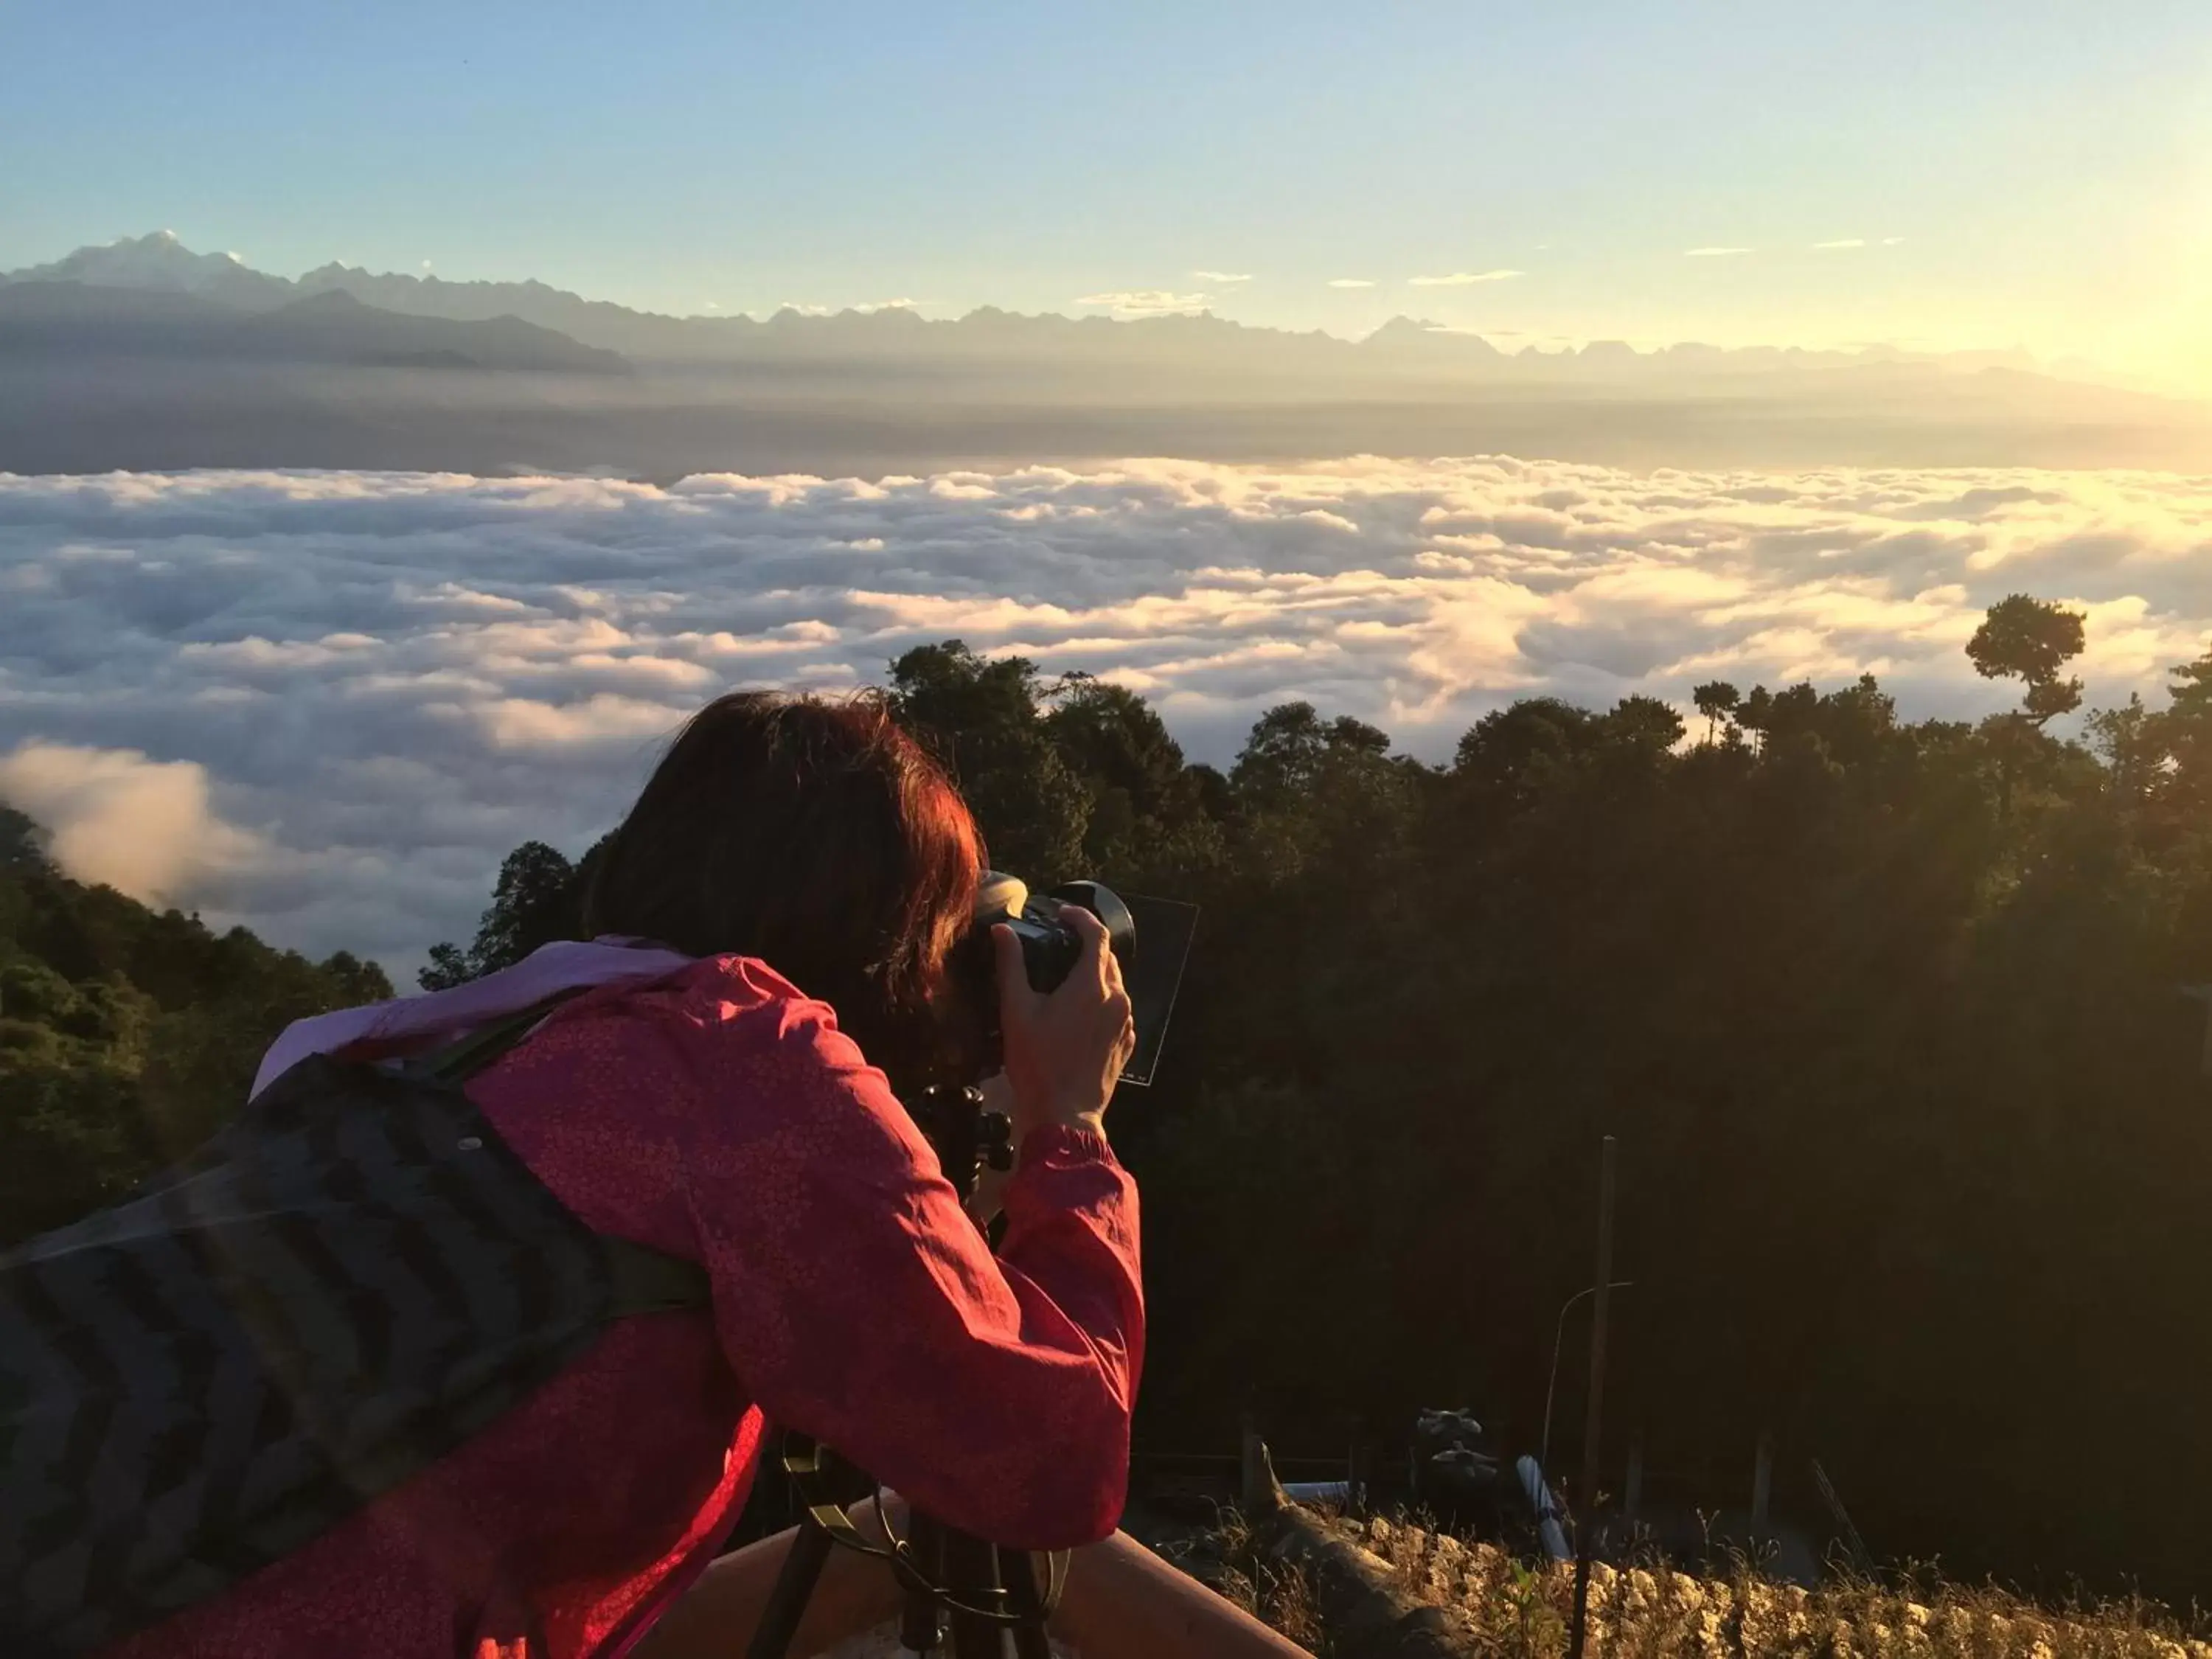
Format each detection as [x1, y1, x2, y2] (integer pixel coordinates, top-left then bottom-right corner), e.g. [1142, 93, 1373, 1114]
[3, 457, 2210, 978]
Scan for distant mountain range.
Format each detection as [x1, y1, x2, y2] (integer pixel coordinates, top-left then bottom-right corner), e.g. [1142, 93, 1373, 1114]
[4, 232, 2205, 476]
[0, 231, 2062, 382]
[0, 281, 630, 375]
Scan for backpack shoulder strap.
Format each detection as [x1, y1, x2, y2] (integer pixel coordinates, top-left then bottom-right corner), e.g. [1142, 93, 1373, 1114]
[411, 987, 714, 1315]
[410, 987, 591, 1085]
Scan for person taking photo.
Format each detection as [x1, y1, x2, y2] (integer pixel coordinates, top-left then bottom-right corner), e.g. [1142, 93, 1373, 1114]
[111, 689, 1141, 1659]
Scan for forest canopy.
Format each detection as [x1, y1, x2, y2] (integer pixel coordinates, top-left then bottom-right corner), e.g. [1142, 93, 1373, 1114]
[7, 594, 2212, 1599]
[0, 807, 389, 1239]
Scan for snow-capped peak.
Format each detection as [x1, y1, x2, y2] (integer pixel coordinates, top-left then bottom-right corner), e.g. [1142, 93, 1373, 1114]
[4, 232, 287, 302]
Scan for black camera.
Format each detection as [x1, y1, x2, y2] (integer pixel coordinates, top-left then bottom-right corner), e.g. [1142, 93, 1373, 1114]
[973, 872, 1137, 997]
[946, 871, 1194, 1091]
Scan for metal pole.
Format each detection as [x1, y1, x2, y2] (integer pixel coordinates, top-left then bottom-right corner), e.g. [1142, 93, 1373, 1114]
[1349, 1413, 1366, 1513]
[1540, 1289, 1590, 1480]
[1750, 1430, 1773, 1546]
[1540, 1279, 1635, 1477]
[1568, 1136, 1618, 1659]
[1810, 1458, 1871, 1573]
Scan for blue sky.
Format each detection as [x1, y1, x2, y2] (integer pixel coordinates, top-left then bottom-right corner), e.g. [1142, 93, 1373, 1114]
[10, 1, 2212, 381]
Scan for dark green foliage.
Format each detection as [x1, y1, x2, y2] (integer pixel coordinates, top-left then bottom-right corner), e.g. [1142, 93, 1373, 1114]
[420, 838, 589, 988]
[1121, 640, 2212, 1606]
[1455, 698, 1599, 795]
[417, 942, 475, 992]
[1969, 594, 2088, 726]
[0, 806, 52, 874]
[1692, 680, 1740, 744]
[0, 831, 391, 1245]
[1043, 673, 1224, 885]
[888, 639, 1093, 879]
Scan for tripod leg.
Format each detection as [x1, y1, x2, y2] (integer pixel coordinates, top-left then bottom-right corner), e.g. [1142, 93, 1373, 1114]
[745, 1517, 836, 1659]
[901, 1513, 947, 1655]
[943, 1527, 1008, 1659]
[999, 1547, 1053, 1659]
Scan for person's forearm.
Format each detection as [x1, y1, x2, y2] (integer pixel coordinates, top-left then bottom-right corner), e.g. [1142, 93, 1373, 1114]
[629, 1523, 902, 1659]
[635, 1512, 1310, 1659]
[728, 1126, 1142, 1551]
[996, 1124, 1145, 1408]
[1050, 1529, 1315, 1659]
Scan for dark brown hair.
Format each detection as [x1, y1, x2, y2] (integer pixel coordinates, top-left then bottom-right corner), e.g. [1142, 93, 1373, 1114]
[582, 690, 983, 1083]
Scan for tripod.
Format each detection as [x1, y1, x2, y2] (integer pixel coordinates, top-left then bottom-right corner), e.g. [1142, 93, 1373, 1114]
[745, 1085, 1064, 1659]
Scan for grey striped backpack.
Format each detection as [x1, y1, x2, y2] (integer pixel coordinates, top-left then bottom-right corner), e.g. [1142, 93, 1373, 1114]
[0, 996, 710, 1656]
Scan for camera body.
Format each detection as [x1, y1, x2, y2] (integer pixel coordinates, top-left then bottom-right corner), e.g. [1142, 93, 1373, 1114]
[973, 872, 1138, 997]
[934, 872, 1135, 1085]
[911, 874, 1136, 1196]
[930, 867, 1191, 1110]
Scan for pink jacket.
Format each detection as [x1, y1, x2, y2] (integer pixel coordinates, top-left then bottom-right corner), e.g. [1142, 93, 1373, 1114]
[115, 948, 1144, 1659]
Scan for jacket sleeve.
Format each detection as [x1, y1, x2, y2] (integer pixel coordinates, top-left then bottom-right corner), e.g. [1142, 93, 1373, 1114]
[675, 996, 1144, 1551]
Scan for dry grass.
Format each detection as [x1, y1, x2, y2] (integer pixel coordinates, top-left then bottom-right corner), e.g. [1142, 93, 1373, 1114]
[1152, 1506, 1333, 1655]
[1169, 1509, 2212, 1659]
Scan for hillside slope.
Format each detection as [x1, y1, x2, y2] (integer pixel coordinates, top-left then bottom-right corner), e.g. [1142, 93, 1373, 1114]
[0, 806, 391, 1245]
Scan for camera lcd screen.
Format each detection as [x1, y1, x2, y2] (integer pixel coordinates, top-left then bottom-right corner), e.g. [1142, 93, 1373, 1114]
[1118, 892, 1198, 1088]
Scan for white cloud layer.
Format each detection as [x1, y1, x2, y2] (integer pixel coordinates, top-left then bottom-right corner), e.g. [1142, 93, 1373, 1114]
[1327, 278, 1377, 288]
[4, 460, 2210, 976]
[1408, 270, 1524, 286]
[0, 740, 264, 904]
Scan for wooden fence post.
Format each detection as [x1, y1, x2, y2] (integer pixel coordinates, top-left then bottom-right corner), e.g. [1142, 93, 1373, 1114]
[1241, 1413, 1268, 1514]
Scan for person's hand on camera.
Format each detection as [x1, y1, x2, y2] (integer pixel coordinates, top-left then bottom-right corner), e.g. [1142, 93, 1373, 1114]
[993, 903, 1135, 1148]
